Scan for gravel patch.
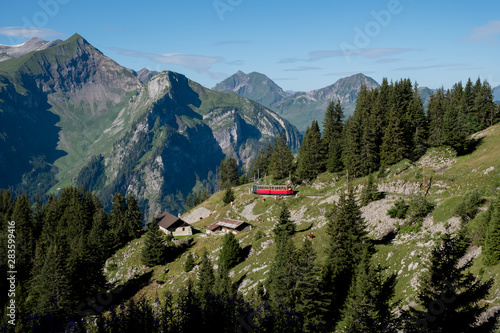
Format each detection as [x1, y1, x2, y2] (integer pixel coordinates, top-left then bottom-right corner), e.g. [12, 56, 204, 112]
[183, 207, 212, 223]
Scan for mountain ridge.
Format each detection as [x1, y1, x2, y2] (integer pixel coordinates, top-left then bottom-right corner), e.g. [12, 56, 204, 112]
[0, 33, 301, 218]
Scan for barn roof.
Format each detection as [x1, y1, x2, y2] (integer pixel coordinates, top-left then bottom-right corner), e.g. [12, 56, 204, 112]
[156, 212, 189, 230]
[206, 218, 248, 232]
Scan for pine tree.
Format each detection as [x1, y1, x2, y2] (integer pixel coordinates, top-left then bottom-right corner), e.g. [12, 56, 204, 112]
[110, 192, 127, 246]
[321, 192, 370, 327]
[272, 203, 295, 245]
[29, 243, 73, 321]
[270, 134, 294, 180]
[407, 84, 428, 161]
[427, 89, 446, 147]
[125, 194, 143, 240]
[222, 187, 235, 205]
[483, 195, 500, 266]
[324, 100, 345, 173]
[196, 251, 215, 298]
[184, 252, 195, 272]
[295, 239, 328, 331]
[380, 105, 407, 166]
[342, 116, 363, 177]
[360, 173, 382, 206]
[141, 219, 166, 267]
[337, 247, 396, 333]
[358, 86, 380, 175]
[219, 157, 239, 190]
[297, 120, 325, 180]
[400, 230, 498, 332]
[442, 102, 468, 154]
[218, 232, 242, 269]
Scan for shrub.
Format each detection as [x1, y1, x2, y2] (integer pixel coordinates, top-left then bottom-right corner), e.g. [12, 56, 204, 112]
[407, 195, 435, 225]
[454, 189, 485, 223]
[387, 199, 409, 219]
[222, 187, 235, 205]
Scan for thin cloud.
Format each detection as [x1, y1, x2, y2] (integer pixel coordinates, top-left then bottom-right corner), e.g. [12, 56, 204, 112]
[464, 20, 500, 43]
[280, 48, 412, 63]
[110, 47, 224, 79]
[0, 26, 64, 39]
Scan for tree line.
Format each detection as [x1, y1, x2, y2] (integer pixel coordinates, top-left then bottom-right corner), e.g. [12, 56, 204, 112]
[296, 77, 499, 181]
[0, 187, 143, 332]
[48, 193, 498, 332]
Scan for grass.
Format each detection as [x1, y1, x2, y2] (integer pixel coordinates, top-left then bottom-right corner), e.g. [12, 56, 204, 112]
[101, 124, 500, 310]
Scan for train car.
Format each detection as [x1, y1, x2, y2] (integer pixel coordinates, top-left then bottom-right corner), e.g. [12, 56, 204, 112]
[252, 184, 294, 195]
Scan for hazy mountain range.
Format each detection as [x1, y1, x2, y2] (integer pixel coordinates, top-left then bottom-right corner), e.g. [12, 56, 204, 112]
[0, 34, 300, 218]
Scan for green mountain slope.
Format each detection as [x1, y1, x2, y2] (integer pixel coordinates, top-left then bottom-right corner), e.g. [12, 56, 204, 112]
[0, 34, 301, 218]
[106, 124, 500, 314]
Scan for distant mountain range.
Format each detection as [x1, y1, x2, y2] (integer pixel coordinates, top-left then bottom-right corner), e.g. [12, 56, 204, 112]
[214, 71, 380, 131]
[494, 85, 500, 102]
[0, 37, 62, 61]
[0, 34, 300, 218]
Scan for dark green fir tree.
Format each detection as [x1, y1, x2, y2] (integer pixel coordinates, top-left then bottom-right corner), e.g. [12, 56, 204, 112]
[400, 230, 498, 332]
[141, 219, 166, 267]
[218, 232, 242, 269]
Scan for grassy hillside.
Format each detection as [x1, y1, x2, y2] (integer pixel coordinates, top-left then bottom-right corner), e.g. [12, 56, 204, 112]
[104, 124, 500, 309]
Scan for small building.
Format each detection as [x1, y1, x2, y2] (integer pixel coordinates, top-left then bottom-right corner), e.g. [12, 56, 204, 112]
[156, 212, 193, 237]
[206, 218, 252, 235]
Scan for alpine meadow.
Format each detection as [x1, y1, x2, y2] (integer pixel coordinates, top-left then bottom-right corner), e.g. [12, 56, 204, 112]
[1, 1, 500, 332]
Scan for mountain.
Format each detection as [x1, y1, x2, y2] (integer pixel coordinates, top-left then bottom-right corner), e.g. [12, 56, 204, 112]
[135, 67, 159, 83]
[213, 70, 289, 108]
[0, 37, 62, 62]
[494, 84, 500, 102]
[214, 72, 380, 132]
[0, 34, 300, 218]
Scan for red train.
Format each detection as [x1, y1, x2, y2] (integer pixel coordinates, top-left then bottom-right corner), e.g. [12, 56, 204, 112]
[252, 184, 294, 195]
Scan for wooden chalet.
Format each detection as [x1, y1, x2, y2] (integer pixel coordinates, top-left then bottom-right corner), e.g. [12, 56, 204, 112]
[206, 218, 252, 235]
[156, 212, 193, 236]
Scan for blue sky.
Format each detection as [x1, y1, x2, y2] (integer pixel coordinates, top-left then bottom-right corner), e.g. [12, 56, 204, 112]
[1, 0, 499, 92]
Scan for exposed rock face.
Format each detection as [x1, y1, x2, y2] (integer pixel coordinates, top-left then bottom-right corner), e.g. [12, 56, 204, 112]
[0, 34, 301, 218]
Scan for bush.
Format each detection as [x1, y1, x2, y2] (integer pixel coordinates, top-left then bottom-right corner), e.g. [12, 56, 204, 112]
[408, 195, 435, 225]
[222, 187, 235, 205]
[184, 252, 195, 272]
[387, 199, 409, 219]
[454, 189, 484, 223]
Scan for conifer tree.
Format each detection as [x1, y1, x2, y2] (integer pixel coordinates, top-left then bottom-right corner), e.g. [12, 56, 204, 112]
[442, 102, 468, 153]
[321, 192, 370, 327]
[125, 194, 143, 240]
[342, 116, 362, 177]
[407, 84, 428, 161]
[219, 157, 239, 190]
[297, 120, 324, 180]
[337, 247, 396, 333]
[141, 219, 165, 267]
[110, 192, 128, 246]
[400, 230, 497, 332]
[270, 134, 294, 180]
[29, 243, 73, 322]
[360, 173, 382, 206]
[295, 239, 328, 331]
[12, 194, 35, 283]
[427, 89, 446, 147]
[358, 86, 380, 175]
[323, 100, 345, 174]
[380, 105, 407, 166]
[222, 187, 235, 205]
[218, 232, 242, 269]
[272, 203, 295, 245]
[184, 252, 195, 272]
[196, 251, 215, 298]
[483, 195, 500, 266]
